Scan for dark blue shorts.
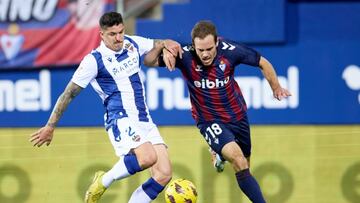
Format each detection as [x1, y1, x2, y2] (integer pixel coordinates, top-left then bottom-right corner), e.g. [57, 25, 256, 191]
[197, 114, 251, 158]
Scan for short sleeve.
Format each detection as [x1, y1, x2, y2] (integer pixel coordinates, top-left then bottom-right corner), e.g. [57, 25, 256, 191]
[71, 54, 97, 88]
[128, 35, 154, 56]
[222, 40, 261, 67]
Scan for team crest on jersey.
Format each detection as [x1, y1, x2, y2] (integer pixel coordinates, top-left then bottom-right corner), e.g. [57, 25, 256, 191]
[124, 43, 134, 52]
[132, 134, 141, 142]
[219, 60, 226, 72]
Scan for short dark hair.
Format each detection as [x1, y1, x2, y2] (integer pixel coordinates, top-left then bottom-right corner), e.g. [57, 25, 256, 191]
[191, 20, 217, 43]
[99, 12, 123, 30]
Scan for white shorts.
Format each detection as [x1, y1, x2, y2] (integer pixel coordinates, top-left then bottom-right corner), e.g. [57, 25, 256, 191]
[106, 117, 165, 157]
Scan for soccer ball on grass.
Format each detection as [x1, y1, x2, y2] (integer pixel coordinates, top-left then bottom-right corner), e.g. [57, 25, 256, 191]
[164, 179, 197, 203]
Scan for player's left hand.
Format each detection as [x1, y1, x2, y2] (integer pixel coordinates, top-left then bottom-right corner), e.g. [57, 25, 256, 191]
[162, 48, 176, 71]
[163, 39, 183, 59]
[273, 87, 291, 101]
[29, 126, 54, 147]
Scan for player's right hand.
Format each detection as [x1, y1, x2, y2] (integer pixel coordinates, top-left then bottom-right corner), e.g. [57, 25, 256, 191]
[29, 126, 55, 147]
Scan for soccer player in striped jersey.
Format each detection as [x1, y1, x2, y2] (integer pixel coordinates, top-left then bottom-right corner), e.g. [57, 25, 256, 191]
[153, 20, 291, 203]
[30, 12, 182, 203]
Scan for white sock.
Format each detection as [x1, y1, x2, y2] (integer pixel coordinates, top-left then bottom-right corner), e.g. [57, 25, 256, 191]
[128, 185, 152, 203]
[102, 157, 131, 188]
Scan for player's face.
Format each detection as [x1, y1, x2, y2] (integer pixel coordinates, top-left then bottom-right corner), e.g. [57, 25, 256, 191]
[193, 35, 218, 66]
[100, 23, 125, 52]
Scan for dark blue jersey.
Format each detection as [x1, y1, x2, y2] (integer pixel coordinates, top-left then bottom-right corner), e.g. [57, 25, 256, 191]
[162, 38, 261, 123]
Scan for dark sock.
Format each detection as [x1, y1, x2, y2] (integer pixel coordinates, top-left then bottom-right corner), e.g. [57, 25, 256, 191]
[236, 168, 266, 203]
[142, 177, 165, 200]
[124, 153, 142, 175]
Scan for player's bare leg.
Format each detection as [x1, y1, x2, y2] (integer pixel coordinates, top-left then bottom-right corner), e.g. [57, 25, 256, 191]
[221, 142, 248, 171]
[150, 144, 172, 185]
[128, 144, 172, 203]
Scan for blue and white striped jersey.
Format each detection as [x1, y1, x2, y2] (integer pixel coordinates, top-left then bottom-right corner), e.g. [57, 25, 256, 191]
[72, 35, 154, 125]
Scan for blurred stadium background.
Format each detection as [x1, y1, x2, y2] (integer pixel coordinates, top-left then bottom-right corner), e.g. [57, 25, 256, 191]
[0, 0, 359, 203]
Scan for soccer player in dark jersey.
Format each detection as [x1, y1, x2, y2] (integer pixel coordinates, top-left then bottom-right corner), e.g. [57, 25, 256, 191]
[146, 20, 291, 203]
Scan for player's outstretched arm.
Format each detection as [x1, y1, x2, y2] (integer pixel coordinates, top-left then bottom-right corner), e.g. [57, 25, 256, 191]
[162, 48, 177, 71]
[29, 82, 83, 147]
[144, 39, 182, 70]
[259, 56, 292, 100]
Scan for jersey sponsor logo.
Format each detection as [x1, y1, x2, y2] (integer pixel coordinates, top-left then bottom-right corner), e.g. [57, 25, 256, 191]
[112, 56, 139, 76]
[194, 77, 230, 89]
[342, 64, 360, 104]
